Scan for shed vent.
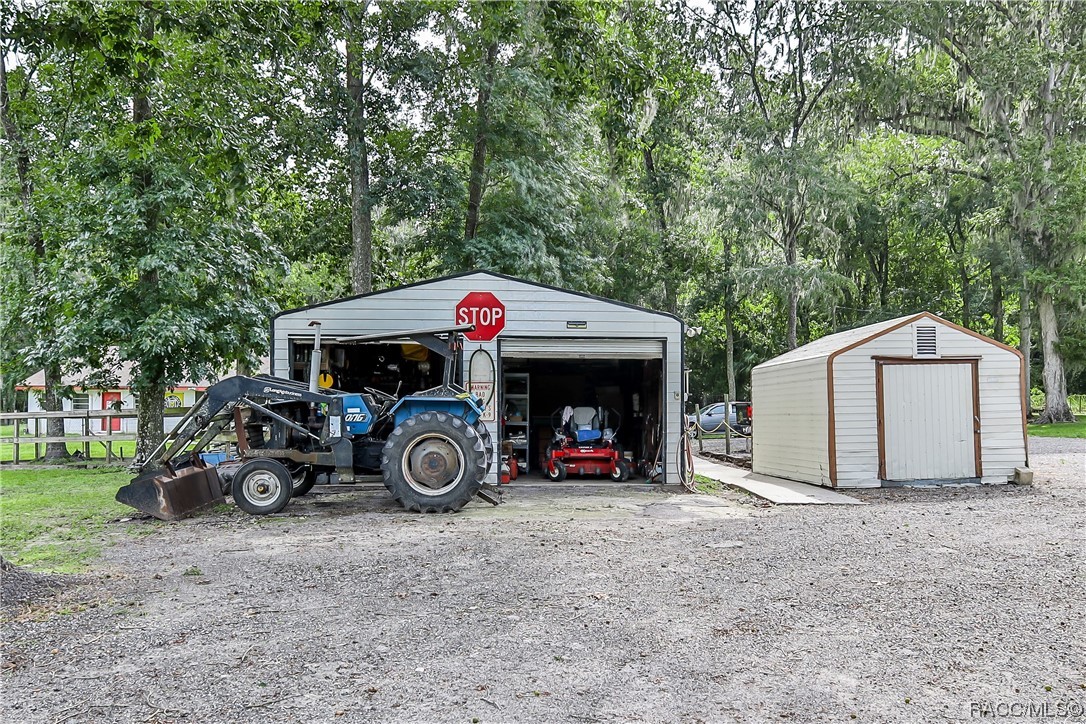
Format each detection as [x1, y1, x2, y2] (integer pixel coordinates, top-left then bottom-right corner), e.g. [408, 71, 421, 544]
[914, 325, 938, 357]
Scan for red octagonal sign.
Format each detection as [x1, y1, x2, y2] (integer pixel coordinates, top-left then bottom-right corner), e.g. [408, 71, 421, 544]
[456, 292, 506, 341]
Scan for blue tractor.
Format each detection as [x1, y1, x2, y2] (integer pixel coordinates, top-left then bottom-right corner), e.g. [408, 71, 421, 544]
[116, 325, 497, 520]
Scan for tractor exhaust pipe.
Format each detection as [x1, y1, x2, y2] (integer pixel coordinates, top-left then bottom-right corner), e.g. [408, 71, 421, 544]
[308, 320, 323, 393]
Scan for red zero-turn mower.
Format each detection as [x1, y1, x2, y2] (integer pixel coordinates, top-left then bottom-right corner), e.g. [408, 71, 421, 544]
[544, 406, 630, 482]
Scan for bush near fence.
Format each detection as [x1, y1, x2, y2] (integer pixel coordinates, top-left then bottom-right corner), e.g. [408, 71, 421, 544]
[1030, 390, 1086, 415]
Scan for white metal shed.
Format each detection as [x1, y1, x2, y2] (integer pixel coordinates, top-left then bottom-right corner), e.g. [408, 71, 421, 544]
[270, 270, 687, 486]
[751, 312, 1027, 488]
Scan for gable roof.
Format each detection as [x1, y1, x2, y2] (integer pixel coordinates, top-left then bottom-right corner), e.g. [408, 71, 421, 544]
[752, 311, 1024, 371]
[755, 314, 921, 369]
[272, 269, 683, 324]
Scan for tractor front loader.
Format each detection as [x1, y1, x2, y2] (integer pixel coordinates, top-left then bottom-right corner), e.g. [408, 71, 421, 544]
[116, 324, 498, 521]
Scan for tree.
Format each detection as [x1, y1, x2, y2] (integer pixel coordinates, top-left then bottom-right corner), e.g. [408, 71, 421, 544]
[1, 18, 73, 459]
[869, 1, 1085, 421]
[694, 0, 875, 349]
[9, 2, 287, 458]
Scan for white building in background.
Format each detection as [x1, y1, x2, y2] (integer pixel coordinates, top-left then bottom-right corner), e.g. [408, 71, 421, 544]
[17, 363, 212, 434]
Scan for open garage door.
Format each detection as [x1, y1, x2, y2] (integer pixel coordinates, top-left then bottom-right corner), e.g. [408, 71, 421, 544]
[499, 338, 665, 482]
[501, 338, 663, 360]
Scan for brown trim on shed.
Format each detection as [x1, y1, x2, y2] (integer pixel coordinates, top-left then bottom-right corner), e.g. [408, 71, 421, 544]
[826, 314, 926, 487]
[871, 355, 982, 363]
[917, 314, 1028, 468]
[875, 362, 886, 480]
[971, 359, 983, 477]
[826, 312, 1021, 487]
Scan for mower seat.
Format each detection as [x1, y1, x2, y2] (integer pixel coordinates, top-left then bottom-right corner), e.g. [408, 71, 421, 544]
[571, 407, 602, 443]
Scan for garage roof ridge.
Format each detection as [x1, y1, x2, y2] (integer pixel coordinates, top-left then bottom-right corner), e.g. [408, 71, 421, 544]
[272, 269, 684, 326]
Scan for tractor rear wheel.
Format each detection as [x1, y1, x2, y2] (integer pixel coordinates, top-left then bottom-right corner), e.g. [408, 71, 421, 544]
[381, 412, 486, 513]
[474, 421, 494, 477]
[232, 459, 293, 515]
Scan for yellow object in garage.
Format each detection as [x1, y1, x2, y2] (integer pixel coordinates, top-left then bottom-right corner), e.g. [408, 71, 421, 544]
[318, 372, 334, 389]
[401, 344, 430, 362]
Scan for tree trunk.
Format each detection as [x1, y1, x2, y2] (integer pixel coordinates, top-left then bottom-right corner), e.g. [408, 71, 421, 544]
[784, 229, 799, 350]
[991, 267, 1003, 343]
[134, 381, 166, 461]
[642, 144, 677, 313]
[42, 364, 69, 460]
[1019, 279, 1032, 417]
[724, 304, 737, 400]
[2, 51, 68, 459]
[1035, 291, 1075, 423]
[464, 41, 498, 242]
[132, 12, 165, 458]
[346, 11, 373, 295]
[959, 263, 970, 329]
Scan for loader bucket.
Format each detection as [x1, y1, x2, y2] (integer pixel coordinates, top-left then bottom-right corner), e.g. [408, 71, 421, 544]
[116, 465, 225, 521]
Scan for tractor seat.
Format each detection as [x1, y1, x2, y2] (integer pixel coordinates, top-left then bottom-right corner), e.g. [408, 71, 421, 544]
[571, 406, 602, 443]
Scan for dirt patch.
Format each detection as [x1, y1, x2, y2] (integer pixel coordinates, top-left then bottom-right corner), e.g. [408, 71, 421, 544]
[2, 440, 1083, 722]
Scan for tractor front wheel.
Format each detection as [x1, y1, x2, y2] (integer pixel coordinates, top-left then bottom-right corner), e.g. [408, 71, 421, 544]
[232, 459, 293, 515]
[381, 412, 486, 513]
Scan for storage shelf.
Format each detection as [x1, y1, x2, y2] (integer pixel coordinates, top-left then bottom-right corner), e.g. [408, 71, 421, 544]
[504, 372, 530, 473]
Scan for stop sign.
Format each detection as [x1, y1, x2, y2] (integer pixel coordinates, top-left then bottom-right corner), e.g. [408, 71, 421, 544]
[456, 292, 506, 341]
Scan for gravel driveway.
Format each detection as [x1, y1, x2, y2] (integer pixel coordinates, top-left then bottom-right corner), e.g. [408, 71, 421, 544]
[2, 438, 1083, 723]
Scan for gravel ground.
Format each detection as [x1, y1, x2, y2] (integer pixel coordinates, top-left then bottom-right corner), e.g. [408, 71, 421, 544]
[1, 438, 1082, 723]
[0, 559, 71, 615]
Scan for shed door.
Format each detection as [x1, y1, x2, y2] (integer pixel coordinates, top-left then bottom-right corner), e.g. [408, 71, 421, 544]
[500, 338, 663, 360]
[879, 362, 979, 481]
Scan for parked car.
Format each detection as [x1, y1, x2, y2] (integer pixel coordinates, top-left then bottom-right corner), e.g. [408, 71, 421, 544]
[687, 401, 752, 436]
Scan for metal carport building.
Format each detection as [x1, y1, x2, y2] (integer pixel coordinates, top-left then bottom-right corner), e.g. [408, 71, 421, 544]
[270, 270, 687, 486]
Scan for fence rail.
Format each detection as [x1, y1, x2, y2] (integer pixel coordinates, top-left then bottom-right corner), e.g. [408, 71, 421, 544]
[1029, 393, 1086, 416]
[0, 409, 189, 465]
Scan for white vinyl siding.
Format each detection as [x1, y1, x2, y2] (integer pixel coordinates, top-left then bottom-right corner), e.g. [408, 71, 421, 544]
[752, 357, 829, 485]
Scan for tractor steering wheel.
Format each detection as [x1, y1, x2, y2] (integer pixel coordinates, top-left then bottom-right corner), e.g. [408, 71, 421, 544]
[364, 386, 398, 404]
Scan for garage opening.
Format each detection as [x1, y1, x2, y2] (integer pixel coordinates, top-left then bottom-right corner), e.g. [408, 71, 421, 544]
[500, 340, 664, 480]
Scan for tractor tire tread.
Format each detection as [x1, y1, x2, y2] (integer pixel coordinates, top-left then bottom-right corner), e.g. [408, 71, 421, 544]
[380, 411, 485, 513]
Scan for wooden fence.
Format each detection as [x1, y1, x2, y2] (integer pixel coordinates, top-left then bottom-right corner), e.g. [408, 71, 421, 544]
[0, 409, 188, 465]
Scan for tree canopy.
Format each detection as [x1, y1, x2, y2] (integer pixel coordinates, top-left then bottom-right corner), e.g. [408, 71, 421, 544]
[2, 0, 1082, 449]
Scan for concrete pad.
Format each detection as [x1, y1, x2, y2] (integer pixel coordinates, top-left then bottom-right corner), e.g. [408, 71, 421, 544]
[694, 456, 865, 505]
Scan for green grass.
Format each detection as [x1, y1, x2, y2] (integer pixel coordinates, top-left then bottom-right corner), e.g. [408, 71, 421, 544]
[693, 474, 725, 494]
[1028, 420, 1086, 438]
[0, 467, 137, 572]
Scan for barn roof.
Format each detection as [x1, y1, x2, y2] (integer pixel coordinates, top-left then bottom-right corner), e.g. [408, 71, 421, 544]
[754, 313, 936, 369]
[273, 269, 682, 324]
